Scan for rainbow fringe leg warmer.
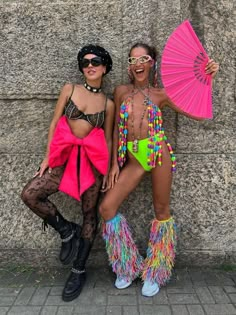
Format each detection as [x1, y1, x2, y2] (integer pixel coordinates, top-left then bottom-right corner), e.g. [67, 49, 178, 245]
[142, 217, 177, 286]
[102, 213, 144, 281]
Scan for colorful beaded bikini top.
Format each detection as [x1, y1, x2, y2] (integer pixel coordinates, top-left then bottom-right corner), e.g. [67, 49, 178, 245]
[117, 97, 176, 172]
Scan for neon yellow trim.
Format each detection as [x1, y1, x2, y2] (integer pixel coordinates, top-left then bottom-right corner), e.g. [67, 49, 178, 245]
[127, 138, 152, 171]
[127, 137, 161, 172]
[157, 217, 172, 223]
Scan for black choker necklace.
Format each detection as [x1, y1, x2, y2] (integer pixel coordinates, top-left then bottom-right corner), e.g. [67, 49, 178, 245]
[84, 82, 102, 93]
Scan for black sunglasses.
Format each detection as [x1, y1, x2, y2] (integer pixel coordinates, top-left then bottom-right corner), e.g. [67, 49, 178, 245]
[80, 57, 103, 68]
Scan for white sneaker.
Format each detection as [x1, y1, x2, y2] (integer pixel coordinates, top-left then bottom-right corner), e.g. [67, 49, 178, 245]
[142, 280, 160, 297]
[115, 277, 132, 289]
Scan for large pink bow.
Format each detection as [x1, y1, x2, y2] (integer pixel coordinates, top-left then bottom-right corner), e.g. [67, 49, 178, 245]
[49, 116, 109, 200]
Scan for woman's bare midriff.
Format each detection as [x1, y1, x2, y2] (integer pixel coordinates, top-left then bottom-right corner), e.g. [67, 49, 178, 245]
[67, 118, 94, 138]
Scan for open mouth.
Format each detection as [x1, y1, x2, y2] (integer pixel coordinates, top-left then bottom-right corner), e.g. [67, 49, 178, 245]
[135, 68, 144, 74]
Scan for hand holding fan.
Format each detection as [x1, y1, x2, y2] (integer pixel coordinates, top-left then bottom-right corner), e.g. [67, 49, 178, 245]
[161, 20, 213, 119]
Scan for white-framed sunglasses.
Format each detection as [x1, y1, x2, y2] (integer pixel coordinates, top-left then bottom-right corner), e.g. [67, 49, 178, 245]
[128, 55, 152, 65]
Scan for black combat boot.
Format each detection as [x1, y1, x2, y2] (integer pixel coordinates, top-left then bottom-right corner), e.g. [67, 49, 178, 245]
[62, 238, 91, 301]
[46, 211, 82, 265]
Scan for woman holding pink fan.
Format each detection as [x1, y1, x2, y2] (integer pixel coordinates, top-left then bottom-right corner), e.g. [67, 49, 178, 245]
[99, 27, 219, 297]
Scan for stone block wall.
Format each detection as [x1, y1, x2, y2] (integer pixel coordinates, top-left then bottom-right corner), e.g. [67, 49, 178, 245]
[0, 0, 235, 267]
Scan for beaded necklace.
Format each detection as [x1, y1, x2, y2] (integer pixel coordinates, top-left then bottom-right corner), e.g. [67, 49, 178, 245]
[118, 89, 176, 172]
[130, 87, 149, 153]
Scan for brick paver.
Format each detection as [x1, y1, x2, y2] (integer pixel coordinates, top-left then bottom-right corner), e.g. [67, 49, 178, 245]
[41, 306, 57, 315]
[171, 305, 189, 315]
[0, 307, 9, 315]
[195, 286, 215, 304]
[187, 305, 205, 315]
[0, 266, 235, 314]
[203, 304, 236, 314]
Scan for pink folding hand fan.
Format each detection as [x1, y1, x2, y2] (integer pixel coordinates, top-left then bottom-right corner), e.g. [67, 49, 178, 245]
[161, 20, 213, 119]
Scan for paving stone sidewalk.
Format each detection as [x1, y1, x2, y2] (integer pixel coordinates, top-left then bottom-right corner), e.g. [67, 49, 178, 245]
[0, 265, 236, 315]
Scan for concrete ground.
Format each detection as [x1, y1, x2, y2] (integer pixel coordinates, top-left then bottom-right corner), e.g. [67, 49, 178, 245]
[0, 265, 236, 315]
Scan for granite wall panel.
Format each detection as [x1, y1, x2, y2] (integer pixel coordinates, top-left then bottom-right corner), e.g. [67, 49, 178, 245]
[0, 0, 235, 267]
[0, 153, 235, 266]
[0, 0, 123, 97]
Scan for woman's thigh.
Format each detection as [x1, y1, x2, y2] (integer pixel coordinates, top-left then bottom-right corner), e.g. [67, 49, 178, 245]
[100, 160, 146, 220]
[151, 142, 173, 218]
[21, 166, 65, 217]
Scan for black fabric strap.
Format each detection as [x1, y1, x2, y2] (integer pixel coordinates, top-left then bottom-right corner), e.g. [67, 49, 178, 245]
[69, 84, 75, 100]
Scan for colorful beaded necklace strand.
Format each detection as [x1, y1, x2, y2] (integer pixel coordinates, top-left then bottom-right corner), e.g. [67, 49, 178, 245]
[117, 95, 176, 171]
[130, 87, 150, 152]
